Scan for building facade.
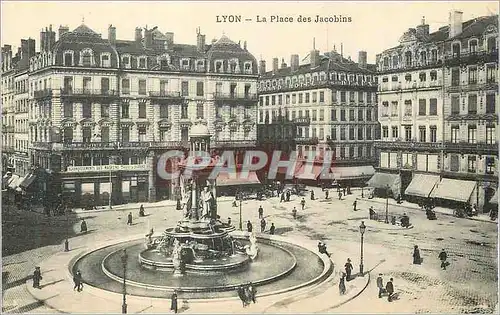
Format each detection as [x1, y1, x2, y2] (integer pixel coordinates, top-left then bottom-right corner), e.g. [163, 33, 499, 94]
[257, 45, 379, 185]
[27, 23, 259, 208]
[1, 45, 17, 174]
[372, 12, 498, 212]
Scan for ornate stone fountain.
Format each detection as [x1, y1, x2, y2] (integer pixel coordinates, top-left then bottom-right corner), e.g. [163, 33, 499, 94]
[139, 123, 257, 275]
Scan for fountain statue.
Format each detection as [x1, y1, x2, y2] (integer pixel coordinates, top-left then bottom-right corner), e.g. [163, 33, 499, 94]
[245, 232, 259, 260]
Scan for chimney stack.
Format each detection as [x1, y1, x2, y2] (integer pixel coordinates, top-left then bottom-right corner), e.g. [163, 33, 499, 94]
[20, 38, 36, 60]
[290, 54, 299, 72]
[135, 27, 143, 42]
[416, 16, 430, 36]
[40, 28, 46, 52]
[196, 27, 206, 52]
[144, 28, 153, 48]
[259, 60, 266, 74]
[310, 37, 320, 68]
[281, 58, 287, 68]
[449, 10, 463, 38]
[108, 24, 116, 45]
[272, 57, 279, 73]
[358, 51, 367, 69]
[243, 41, 247, 50]
[164, 32, 174, 47]
[58, 25, 69, 40]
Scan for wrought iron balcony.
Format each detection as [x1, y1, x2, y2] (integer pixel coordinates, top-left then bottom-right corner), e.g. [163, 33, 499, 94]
[293, 117, 311, 126]
[214, 92, 258, 101]
[211, 140, 257, 148]
[34, 89, 53, 99]
[295, 137, 319, 145]
[149, 91, 182, 99]
[444, 141, 498, 155]
[373, 140, 443, 151]
[444, 50, 499, 66]
[60, 88, 119, 98]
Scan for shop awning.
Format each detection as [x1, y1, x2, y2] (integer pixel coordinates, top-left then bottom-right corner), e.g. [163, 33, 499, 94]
[405, 174, 440, 198]
[367, 172, 399, 189]
[330, 166, 375, 180]
[19, 173, 36, 189]
[295, 163, 326, 180]
[430, 178, 476, 203]
[216, 172, 261, 187]
[489, 190, 498, 205]
[7, 175, 21, 189]
[274, 163, 303, 176]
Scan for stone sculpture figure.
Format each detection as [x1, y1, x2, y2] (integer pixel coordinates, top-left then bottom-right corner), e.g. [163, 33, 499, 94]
[201, 186, 214, 219]
[172, 239, 184, 276]
[245, 232, 259, 260]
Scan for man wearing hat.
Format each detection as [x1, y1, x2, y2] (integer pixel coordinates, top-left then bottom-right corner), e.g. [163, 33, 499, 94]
[33, 267, 42, 289]
[376, 273, 384, 298]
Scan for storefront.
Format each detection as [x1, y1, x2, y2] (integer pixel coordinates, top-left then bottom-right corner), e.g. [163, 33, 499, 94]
[367, 172, 401, 198]
[404, 173, 441, 203]
[430, 178, 477, 209]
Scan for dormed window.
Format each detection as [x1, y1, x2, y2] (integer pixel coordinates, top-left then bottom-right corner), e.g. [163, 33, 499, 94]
[121, 54, 131, 69]
[138, 56, 147, 69]
[243, 61, 252, 74]
[215, 60, 223, 73]
[101, 52, 111, 68]
[63, 50, 74, 66]
[80, 48, 95, 67]
[468, 39, 478, 53]
[180, 58, 190, 70]
[196, 59, 205, 71]
[229, 58, 239, 73]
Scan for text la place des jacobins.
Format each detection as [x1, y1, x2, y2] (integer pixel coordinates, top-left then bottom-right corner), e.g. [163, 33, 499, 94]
[216, 15, 352, 23]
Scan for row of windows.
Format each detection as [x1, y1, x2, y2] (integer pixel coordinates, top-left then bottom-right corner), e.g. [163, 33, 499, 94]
[450, 93, 496, 115]
[260, 72, 376, 90]
[381, 71, 438, 83]
[381, 99, 438, 116]
[449, 155, 496, 174]
[448, 36, 497, 57]
[450, 125, 496, 144]
[259, 90, 375, 106]
[450, 64, 496, 86]
[328, 126, 374, 141]
[381, 49, 439, 71]
[259, 108, 374, 123]
[298, 145, 374, 160]
[382, 125, 438, 142]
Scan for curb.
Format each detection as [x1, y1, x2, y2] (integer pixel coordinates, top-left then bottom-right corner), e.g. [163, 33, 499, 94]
[318, 272, 371, 312]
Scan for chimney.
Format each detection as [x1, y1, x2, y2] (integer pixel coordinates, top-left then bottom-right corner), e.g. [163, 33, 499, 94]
[281, 58, 287, 68]
[144, 28, 153, 48]
[259, 60, 266, 74]
[272, 57, 279, 73]
[243, 41, 247, 50]
[58, 25, 69, 40]
[135, 27, 142, 42]
[164, 32, 174, 47]
[28, 38, 36, 58]
[449, 10, 463, 38]
[358, 51, 367, 69]
[196, 27, 206, 52]
[290, 54, 299, 72]
[310, 38, 320, 68]
[416, 16, 430, 36]
[40, 28, 46, 52]
[108, 24, 116, 45]
[47, 25, 56, 52]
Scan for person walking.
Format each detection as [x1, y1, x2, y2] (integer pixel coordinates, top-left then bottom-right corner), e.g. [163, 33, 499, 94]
[127, 212, 133, 225]
[33, 267, 42, 289]
[258, 205, 263, 219]
[438, 249, 448, 270]
[286, 190, 291, 202]
[246, 220, 253, 233]
[338, 191, 342, 200]
[344, 258, 353, 281]
[301, 198, 306, 210]
[343, 187, 346, 196]
[80, 219, 87, 233]
[248, 282, 256, 303]
[376, 273, 384, 298]
[260, 218, 266, 232]
[170, 290, 178, 313]
[237, 286, 249, 307]
[227, 217, 232, 226]
[413, 245, 421, 264]
[280, 192, 286, 202]
[73, 270, 83, 292]
[139, 204, 145, 217]
[325, 189, 329, 199]
[310, 190, 315, 200]
[318, 241, 331, 257]
[269, 223, 275, 235]
[386, 278, 394, 302]
[339, 272, 346, 295]
[292, 206, 297, 219]
[353, 200, 357, 211]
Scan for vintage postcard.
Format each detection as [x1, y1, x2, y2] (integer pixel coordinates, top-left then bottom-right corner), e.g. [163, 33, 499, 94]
[1, 1, 498, 313]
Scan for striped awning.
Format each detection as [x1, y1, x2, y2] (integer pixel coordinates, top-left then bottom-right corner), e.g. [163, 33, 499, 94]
[405, 174, 440, 198]
[330, 166, 375, 180]
[430, 178, 476, 203]
[216, 171, 261, 187]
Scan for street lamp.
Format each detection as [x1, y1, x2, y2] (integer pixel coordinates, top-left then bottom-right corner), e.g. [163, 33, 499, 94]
[121, 249, 128, 314]
[239, 192, 243, 231]
[359, 221, 366, 275]
[64, 203, 69, 252]
[385, 185, 389, 224]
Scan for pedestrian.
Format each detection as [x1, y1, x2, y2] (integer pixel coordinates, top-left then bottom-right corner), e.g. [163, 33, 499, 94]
[318, 241, 331, 257]
[292, 206, 297, 219]
[170, 290, 178, 313]
[127, 212, 133, 225]
[310, 190, 315, 200]
[258, 205, 263, 219]
[338, 191, 342, 200]
[301, 198, 306, 210]
[413, 245, 421, 264]
[248, 282, 256, 303]
[237, 286, 249, 307]
[247, 220, 253, 233]
[343, 187, 346, 196]
[280, 192, 286, 202]
[269, 223, 275, 235]
[33, 267, 42, 289]
[344, 258, 353, 281]
[353, 200, 357, 211]
[376, 273, 384, 298]
[286, 190, 291, 202]
[227, 217, 232, 226]
[325, 189, 329, 199]
[260, 218, 266, 232]
[80, 219, 87, 233]
[73, 270, 83, 292]
[386, 278, 394, 302]
[139, 204, 145, 217]
[391, 216, 396, 225]
[438, 249, 448, 270]
[339, 272, 346, 295]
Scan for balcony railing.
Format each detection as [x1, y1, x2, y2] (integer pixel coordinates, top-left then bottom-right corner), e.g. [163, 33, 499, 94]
[214, 92, 258, 101]
[373, 140, 443, 151]
[39, 141, 191, 150]
[295, 137, 319, 145]
[60, 88, 119, 97]
[149, 91, 182, 99]
[444, 49, 498, 66]
[444, 141, 498, 154]
[293, 117, 311, 125]
[211, 140, 257, 148]
[34, 89, 53, 99]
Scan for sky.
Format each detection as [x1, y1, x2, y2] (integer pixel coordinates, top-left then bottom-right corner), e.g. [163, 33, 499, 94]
[1, 1, 498, 66]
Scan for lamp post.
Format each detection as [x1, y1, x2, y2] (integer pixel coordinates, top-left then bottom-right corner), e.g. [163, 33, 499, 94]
[239, 192, 243, 231]
[385, 185, 389, 224]
[121, 249, 128, 314]
[64, 203, 69, 252]
[359, 221, 366, 275]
